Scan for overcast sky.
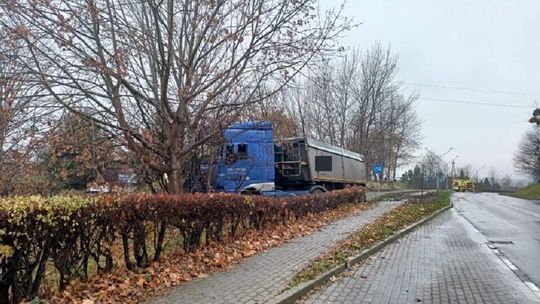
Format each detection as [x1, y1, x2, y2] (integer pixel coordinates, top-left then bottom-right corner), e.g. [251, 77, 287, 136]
[323, 0, 540, 181]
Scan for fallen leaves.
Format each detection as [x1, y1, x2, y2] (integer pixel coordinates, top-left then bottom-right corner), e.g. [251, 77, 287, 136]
[42, 201, 374, 303]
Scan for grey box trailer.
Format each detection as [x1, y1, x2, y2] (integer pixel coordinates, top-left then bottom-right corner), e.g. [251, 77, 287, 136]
[274, 137, 366, 191]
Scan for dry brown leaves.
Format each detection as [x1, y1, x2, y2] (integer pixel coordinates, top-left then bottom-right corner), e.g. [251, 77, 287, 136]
[44, 202, 374, 304]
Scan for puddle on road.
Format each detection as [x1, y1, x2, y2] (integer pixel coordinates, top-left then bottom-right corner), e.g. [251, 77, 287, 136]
[488, 240, 515, 245]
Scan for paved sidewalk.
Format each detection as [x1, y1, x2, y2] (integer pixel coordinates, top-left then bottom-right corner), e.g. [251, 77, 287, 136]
[302, 209, 539, 304]
[150, 198, 404, 304]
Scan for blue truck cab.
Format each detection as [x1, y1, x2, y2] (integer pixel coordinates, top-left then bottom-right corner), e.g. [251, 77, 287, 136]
[214, 121, 275, 193]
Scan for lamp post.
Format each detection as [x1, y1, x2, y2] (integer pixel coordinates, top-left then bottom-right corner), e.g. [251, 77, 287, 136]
[446, 155, 459, 189]
[440, 147, 454, 158]
[474, 164, 486, 182]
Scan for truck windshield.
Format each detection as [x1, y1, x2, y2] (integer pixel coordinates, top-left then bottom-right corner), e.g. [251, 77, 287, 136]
[224, 143, 248, 163]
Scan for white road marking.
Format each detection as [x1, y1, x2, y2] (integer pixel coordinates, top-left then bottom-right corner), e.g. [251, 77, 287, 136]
[526, 282, 540, 292]
[502, 258, 518, 271]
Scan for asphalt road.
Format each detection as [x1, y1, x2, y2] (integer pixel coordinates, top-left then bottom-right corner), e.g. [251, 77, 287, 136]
[454, 193, 540, 287]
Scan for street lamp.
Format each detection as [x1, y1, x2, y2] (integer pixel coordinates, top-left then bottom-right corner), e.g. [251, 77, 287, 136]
[474, 164, 486, 182]
[440, 147, 454, 158]
[447, 155, 459, 166]
[446, 155, 459, 188]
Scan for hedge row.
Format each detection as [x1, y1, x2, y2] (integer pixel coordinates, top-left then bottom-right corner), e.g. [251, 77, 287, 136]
[0, 189, 365, 303]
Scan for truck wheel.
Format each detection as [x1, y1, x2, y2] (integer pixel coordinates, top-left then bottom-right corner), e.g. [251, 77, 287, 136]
[310, 186, 326, 194]
[240, 188, 261, 195]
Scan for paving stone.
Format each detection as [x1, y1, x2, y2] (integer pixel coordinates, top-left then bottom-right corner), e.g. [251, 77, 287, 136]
[302, 210, 537, 304]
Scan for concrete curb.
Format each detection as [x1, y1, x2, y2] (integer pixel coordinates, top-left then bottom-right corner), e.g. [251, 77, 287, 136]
[268, 201, 454, 304]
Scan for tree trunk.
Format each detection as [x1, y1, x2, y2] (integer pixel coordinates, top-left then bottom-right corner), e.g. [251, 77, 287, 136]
[168, 168, 184, 194]
[121, 232, 133, 271]
[153, 223, 167, 262]
[205, 147, 217, 192]
[0, 275, 10, 304]
[133, 224, 148, 268]
[167, 149, 185, 194]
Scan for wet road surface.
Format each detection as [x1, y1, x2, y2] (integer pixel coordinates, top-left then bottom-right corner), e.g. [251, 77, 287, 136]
[454, 192, 540, 287]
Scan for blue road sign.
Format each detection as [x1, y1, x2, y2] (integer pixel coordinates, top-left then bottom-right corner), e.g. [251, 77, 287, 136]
[373, 163, 384, 175]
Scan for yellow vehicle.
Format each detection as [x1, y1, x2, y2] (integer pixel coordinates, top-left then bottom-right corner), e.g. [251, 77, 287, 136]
[453, 179, 475, 192]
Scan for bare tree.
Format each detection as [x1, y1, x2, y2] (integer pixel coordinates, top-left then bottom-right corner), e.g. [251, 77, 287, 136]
[421, 150, 446, 189]
[3, 0, 350, 193]
[349, 44, 399, 164]
[303, 52, 359, 147]
[488, 167, 499, 185]
[0, 27, 38, 160]
[297, 44, 421, 179]
[380, 93, 421, 180]
[301, 59, 340, 144]
[514, 127, 540, 181]
[0, 22, 62, 194]
[500, 173, 512, 190]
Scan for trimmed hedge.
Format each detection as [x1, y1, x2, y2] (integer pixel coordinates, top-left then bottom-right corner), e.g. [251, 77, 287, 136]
[0, 189, 364, 303]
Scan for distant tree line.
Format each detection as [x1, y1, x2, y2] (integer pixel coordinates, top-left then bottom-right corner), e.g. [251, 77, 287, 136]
[400, 150, 450, 190]
[400, 159, 510, 191]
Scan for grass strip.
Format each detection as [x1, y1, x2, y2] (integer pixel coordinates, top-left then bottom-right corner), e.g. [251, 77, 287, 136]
[371, 190, 417, 202]
[288, 191, 451, 288]
[502, 183, 540, 200]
